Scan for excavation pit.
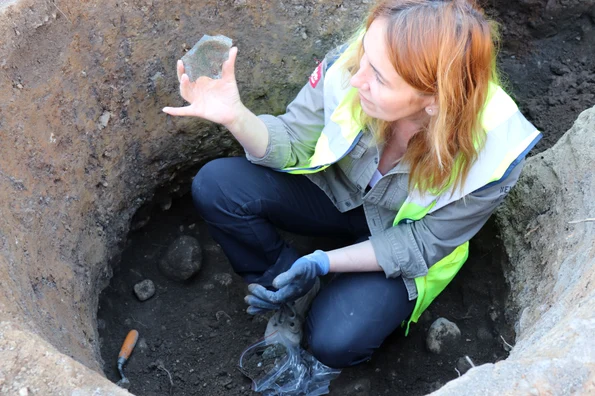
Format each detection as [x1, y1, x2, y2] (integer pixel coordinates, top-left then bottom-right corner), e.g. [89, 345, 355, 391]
[1, 0, 594, 395]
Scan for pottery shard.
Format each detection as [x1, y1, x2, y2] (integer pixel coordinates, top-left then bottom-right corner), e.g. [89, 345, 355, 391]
[159, 235, 202, 281]
[181, 34, 232, 81]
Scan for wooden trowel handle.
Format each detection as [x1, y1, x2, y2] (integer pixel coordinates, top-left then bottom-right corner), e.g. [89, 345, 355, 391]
[118, 329, 139, 360]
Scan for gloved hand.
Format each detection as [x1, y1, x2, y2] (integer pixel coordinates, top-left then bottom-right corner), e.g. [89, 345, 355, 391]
[245, 250, 330, 315]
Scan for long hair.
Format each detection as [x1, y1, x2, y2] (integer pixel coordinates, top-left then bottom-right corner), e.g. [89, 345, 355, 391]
[345, 0, 500, 194]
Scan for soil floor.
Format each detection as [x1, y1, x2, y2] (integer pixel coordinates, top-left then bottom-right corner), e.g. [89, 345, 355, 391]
[98, 196, 513, 396]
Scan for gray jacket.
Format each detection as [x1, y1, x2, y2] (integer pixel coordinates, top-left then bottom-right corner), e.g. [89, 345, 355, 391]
[246, 53, 523, 300]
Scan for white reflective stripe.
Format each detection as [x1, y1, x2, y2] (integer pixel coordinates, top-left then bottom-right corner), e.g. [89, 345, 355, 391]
[489, 129, 540, 181]
[481, 84, 518, 131]
[409, 111, 540, 213]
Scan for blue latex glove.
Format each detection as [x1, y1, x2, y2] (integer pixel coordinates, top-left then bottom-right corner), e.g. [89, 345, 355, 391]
[245, 250, 330, 315]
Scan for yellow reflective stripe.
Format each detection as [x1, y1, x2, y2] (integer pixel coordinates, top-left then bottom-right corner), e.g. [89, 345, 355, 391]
[405, 242, 469, 335]
[308, 133, 333, 166]
[330, 88, 362, 141]
[481, 84, 518, 131]
[393, 201, 436, 226]
[489, 129, 541, 182]
[284, 165, 330, 175]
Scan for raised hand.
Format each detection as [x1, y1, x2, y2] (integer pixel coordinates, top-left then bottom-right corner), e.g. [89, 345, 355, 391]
[162, 47, 245, 128]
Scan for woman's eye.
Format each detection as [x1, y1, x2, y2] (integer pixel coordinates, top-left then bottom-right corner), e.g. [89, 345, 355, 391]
[375, 73, 383, 85]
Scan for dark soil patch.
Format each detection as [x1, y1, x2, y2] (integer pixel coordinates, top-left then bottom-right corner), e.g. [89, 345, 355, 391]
[493, 0, 595, 152]
[97, 196, 512, 396]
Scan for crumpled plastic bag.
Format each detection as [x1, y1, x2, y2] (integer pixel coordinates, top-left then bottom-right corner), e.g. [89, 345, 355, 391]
[239, 331, 341, 396]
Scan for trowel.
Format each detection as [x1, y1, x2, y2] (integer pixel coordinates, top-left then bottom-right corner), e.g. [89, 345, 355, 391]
[116, 329, 139, 390]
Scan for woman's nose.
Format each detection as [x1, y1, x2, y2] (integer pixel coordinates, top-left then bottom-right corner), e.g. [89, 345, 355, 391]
[350, 68, 369, 91]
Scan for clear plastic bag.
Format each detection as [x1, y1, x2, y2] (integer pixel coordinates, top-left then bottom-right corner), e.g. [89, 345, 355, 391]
[239, 331, 341, 395]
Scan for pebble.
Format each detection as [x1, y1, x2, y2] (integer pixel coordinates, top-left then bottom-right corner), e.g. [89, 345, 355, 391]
[426, 317, 461, 354]
[213, 273, 232, 287]
[98, 111, 111, 130]
[159, 235, 202, 281]
[137, 338, 148, 352]
[134, 279, 156, 301]
[159, 195, 172, 211]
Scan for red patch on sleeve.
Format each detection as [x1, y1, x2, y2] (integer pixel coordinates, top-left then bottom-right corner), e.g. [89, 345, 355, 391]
[309, 63, 322, 88]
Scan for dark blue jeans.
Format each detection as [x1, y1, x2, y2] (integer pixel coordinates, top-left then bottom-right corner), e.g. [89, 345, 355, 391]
[192, 157, 415, 368]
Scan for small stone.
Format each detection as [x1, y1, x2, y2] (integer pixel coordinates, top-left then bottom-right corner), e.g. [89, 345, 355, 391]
[181, 34, 233, 81]
[213, 273, 232, 287]
[134, 279, 156, 301]
[490, 309, 500, 322]
[215, 310, 231, 323]
[549, 61, 570, 76]
[159, 195, 172, 211]
[131, 215, 151, 231]
[16, 83, 23, 89]
[137, 338, 148, 351]
[426, 317, 461, 354]
[159, 236, 202, 281]
[19, 388, 29, 396]
[98, 111, 111, 130]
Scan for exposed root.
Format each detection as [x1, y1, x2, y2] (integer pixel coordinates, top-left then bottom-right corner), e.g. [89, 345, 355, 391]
[500, 335, 514, 351]
[568, 218, 595, 224]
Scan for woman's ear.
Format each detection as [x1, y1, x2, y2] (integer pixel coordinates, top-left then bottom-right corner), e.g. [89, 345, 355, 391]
[425, 96, 438, 116]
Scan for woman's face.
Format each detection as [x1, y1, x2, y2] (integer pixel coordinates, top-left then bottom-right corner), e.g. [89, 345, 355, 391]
[350, 18, 435, 123]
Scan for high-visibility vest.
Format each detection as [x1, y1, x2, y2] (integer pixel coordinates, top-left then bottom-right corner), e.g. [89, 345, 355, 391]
[280, 41, 542, 334]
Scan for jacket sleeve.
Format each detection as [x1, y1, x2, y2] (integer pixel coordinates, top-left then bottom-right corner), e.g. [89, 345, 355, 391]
[370, 159, 525, 281]
[245, 54, 332, 169]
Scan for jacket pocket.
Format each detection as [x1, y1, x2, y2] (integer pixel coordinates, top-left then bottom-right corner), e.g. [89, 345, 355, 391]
[348, 138, 367, 159]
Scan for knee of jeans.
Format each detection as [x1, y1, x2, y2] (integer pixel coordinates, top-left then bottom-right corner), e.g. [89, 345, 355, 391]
[191, 159, 226, 217]
[308, 328, 365, 369]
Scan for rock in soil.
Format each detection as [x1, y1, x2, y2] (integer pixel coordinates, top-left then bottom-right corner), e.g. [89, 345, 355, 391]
[213, 272, 233, 287]
[159, 235, 202, 281]
[426, 317, 461, 354]
[133, 279, 156, 301]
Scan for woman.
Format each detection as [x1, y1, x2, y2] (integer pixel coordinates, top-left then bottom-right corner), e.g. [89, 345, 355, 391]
[163, 0, 541, 369]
